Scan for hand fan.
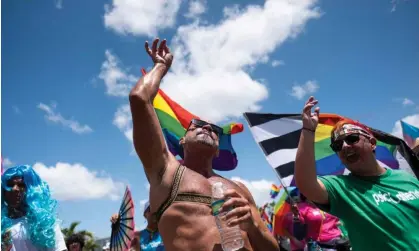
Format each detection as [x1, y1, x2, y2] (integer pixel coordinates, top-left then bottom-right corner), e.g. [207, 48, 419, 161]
[110, 186, 135, 251]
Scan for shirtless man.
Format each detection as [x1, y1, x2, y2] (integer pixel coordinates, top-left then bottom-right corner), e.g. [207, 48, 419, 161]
[129, 38, 279, 251]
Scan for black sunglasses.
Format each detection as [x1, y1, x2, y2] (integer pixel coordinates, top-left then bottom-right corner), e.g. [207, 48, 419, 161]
[330, 133, 361, 152]
[186, 119, 223, 136]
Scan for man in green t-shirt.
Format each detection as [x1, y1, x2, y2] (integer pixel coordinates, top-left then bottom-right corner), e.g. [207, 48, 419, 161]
[294, 96, 419, 251]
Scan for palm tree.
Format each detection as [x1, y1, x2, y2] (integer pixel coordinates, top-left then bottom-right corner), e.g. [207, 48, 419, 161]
[62, 221, 100, 251]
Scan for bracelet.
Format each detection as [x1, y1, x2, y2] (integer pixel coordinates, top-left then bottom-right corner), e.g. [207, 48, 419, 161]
[303, 127, 315, 133]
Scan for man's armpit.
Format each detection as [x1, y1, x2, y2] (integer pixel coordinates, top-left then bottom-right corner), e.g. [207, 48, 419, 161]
[157, 163, 168, 180]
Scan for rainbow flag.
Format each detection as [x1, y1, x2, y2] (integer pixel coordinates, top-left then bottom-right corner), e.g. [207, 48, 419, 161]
[244, 113, 419, 185]
[272, 186, 296, 236]
[401, 120, 419, 149]
[269, 184, 282, 199]
[142, 69, 244, 171]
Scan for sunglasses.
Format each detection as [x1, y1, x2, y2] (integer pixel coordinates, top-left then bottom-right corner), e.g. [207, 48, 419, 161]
[330, 133, 361, 152]
[187, 119, 223, 136]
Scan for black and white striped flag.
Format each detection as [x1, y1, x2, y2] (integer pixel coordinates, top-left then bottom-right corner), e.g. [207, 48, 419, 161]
[243, 112, 419, 186]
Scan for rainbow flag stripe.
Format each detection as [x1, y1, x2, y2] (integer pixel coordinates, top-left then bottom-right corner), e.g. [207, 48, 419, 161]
[244, 113, 419, 186]
[271, 184, 280, 193]
[269, 184, 282, 199]
[272, 186, 296, 236]
[143, 68, 243, 171]
[312, 114, 400, 175]
[401, 120, 419, 148]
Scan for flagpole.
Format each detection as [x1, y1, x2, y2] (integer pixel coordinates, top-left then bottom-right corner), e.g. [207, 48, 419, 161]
[272, 167, 295, 203]
[243, 117, 296, 203]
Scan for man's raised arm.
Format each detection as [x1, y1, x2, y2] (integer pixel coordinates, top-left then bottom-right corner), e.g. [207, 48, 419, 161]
[129, 38, 175, 182]
[294, 96, 329, 205]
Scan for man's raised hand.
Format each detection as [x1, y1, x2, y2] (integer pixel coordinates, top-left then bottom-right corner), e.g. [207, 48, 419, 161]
[145, 38, 173, 74]
[302, 96, 320, 131]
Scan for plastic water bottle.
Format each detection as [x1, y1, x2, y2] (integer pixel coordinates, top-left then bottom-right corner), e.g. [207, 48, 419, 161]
[212, 182, 244, 251]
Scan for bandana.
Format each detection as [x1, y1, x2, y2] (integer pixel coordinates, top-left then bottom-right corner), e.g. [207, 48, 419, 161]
[333, 124, 372, 140]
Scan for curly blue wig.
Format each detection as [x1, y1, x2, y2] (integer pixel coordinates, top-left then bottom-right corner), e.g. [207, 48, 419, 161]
[1, 165, 58, 248]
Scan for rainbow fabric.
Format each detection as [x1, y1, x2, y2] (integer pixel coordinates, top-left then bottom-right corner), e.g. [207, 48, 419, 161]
[143, 69, 244, 171]
[269, 184, 281, 199]
[272, 186, 296, 236]
[244, 112, 419, 186]
[401, 120, 419, 148]
[310, 114, 403, 175]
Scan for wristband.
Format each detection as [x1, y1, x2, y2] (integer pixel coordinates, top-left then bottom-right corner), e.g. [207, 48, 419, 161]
[303, 127, 315, 133]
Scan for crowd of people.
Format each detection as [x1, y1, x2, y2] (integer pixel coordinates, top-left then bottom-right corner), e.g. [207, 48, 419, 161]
[2, 38, 419, 251]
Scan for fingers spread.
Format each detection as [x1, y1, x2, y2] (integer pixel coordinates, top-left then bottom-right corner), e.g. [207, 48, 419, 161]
[303, 100, 318, 113]
[152, 38, 159, 53]
[164, 43, 171, 54]
[314, 107, 320, 116]
[158, 39, 166, 55]
[303, 104, 315, 113]
[145, 41, 152, 56]
[305, 96, 315, 105]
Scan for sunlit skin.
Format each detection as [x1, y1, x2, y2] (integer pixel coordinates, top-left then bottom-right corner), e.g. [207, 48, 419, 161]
[335, 133, 384, 176]
[295, 96, 387, 205]
[128, 38, 278, 251]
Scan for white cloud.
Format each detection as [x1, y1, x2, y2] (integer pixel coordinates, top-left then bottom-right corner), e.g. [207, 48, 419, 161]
[145, 183, 150, 191]
[113, 104, 133, 142]
[391, 114, 419, 139]
[33, 162, 125, 201]
[231, 177, 275, 207]
[185, 0, 207, 19]
[271, 60, 285, 67]
[104, 0, 182, 36]
[99, 50, 137, 97]
[102, 0, 322, 141]
[159, 0, 321, 123]
[390, 0, 408, 12]
[290, 80, 319, 100]
[2, 158, 14, 168]
[38, 103, 93, 134]
[402, 98, 414, 106]
[55, 0, 63, 9]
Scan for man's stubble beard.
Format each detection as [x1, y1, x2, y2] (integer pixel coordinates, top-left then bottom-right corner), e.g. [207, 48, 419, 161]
[196, 135, 216, 148]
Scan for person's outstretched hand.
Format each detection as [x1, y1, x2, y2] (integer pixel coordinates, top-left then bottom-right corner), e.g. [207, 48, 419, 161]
[145, 38, 173, 75]
[110, 213, 119, 224]
[302, 96, 320, 131]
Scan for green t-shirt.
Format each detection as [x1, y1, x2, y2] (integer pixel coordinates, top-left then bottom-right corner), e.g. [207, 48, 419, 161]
[318, 169, 419, 251]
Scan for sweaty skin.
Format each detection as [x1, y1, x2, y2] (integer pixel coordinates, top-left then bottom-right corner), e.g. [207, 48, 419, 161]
[129, 38, 278, 251]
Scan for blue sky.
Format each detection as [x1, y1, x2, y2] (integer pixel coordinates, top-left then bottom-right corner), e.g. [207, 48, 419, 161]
[2, 0, 419, 238]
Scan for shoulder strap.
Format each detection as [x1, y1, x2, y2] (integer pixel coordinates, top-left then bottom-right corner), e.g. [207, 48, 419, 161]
[154, 164, 186, 222]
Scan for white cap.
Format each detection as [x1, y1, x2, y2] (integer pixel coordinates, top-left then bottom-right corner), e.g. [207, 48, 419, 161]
[144, 201, 150, 214]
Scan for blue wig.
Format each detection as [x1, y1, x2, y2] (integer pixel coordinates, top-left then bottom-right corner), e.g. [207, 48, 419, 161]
[1, 165, 58, 248]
